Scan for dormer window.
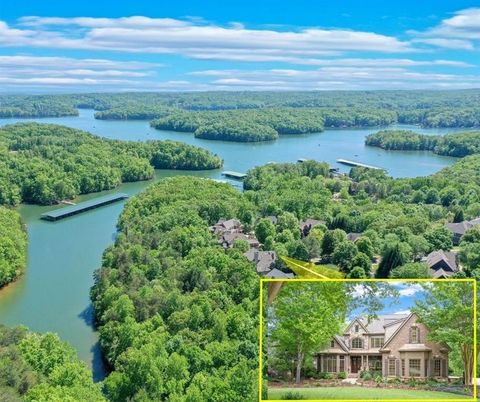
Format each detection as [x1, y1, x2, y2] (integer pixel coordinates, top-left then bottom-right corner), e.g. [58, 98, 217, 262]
[355, 324, 359, 333]
[351, 337, 363, 349]
[410, 326, 419, 343]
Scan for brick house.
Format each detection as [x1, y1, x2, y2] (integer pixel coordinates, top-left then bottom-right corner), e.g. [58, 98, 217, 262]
[315, 313, 449, 378]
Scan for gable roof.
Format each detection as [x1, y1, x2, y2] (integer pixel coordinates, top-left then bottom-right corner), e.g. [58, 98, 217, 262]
[446, 217, 480, 236]
[426, 250, 458, 272]
[345, 317, 369, 334]
[381, 313, 416, 350]
[347, 232, 362, 242]
[334, 335, 350, 352]
[265, 268, 294, 279]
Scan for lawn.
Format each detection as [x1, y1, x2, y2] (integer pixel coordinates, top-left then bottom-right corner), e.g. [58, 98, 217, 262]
[268, 386, 471, 400]
[281, 256, 344, 278]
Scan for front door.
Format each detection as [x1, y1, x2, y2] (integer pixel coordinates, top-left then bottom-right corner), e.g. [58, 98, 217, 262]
[351, 356, 362, 373]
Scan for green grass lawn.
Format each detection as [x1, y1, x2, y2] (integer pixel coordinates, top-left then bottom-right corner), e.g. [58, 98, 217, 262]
[268, 386, 471, 400]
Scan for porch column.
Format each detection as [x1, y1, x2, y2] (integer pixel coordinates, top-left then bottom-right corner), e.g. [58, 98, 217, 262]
[366, 355, 369, 371]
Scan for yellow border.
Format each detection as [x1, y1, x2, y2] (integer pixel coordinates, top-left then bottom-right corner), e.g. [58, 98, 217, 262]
[259, 278, 477, 402]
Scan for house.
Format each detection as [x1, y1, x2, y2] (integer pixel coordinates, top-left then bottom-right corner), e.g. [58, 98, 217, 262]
[424, 250, 458, 278]
[315, 313, 449, 379]
[264, 268, 294, 279]
[219, 231, 259, 249]
[446, 217, 480, 245]
[244, 249, 277, 274]
[347, 232, 362, 243]
[299, 218, 325, 237]
[209, 218, 242, 235]
[266, 215, 278, 225]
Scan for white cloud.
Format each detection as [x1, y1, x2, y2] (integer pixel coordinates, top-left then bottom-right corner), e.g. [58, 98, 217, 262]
[394, 309, 411, 315]
[397, 284, 424, 297]
[188, 66, 480, 90]
[0, 16, 413, 60]
[411, 8, 480, 50]
[0, 55, 161, 69]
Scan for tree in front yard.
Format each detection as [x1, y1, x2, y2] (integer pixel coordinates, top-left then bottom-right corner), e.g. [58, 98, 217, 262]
[269, 282, 397, 384]
[413, 282, 474, 385]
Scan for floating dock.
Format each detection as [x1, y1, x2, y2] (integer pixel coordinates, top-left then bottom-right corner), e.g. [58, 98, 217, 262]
[41, 193, 129, 221]
[336, 159, 385, 171]
[222, 171, 247, 180]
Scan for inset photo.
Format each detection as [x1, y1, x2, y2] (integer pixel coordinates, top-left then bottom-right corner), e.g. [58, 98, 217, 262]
[260, 279, 476, 401]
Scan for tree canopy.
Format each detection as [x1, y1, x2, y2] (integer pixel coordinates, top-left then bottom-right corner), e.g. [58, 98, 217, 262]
[0, 123, 222, 206]
[0, 325, 105, 401]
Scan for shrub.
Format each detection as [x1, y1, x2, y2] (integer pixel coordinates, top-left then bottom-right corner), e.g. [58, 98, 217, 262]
[374, 375, 384, 386]
[318, 372, 333, 380]
[408, 377, 417, 388]
[303, 366, 317, 379]
[337, 371, 347, 380]
[281, 391, 306, 400]
[363, 372, 373, 381]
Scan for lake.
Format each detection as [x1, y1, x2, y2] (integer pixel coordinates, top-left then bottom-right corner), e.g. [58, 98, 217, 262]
[0, 109, 463, 380]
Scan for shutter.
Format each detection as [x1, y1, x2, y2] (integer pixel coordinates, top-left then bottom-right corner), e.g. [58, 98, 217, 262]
[408, 328, 412, 343]
[441, 359, 447, 377]
[395, 359, 400, 377]
[383, 358, 388, 377]
[428, 359, 434, 377]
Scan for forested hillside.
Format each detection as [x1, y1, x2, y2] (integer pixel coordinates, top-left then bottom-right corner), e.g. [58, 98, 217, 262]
[0, 95, 79, 118]
[0, 123, 222, 206]
[90, 178, 259, 401]
[0, 325, 105, 401]
[0, 207, 27, 288]
[151, 108, 328, 142]
[365, 130, 480, 157]
[88, 154, 480, 399]
[2, 91, 480, 128]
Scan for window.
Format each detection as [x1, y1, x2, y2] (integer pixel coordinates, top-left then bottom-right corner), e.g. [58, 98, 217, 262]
[401, 359, 405, 376]
[410, 327, 419, 343]
[330, 340, 335, 348]
[355, 324, 359, 333]
[370, 337, 384, 348]
[434, 359, 441, 376]
[325, 355, 337, 373]
[339, 356, 345, 372]
[351, 338, 363, 349]
[409, 359, 421, 377]
[388, 359, 396, 376]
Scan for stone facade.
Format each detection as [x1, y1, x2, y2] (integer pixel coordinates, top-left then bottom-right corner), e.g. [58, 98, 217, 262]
[315, 313, 449, 378]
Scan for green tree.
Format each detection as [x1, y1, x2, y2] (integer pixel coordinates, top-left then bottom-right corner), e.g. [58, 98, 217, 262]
[255, 219, 276, 244]
[331, 241, 358, 272]
[424, 227, 453, 252]
[355, 237, 374, 260]
[321, 229, 347, 256]
[347, 266, 367, 278]
[413, 282, 475, 385]
[270, 282, 348, 384]
[350, 253, 372, 276]
[376, 242, 411, 278]
[389, 262, 432, 278]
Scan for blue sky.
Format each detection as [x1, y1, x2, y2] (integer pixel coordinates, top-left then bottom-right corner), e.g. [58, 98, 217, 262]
[350, 283, 426, 320]
[0, 0, 480, 92]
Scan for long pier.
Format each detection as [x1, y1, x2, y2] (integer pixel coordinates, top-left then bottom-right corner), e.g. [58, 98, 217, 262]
[336, 159, 385, 171]
[41, 193, 129, 221]
[222, 171, 247, 180]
